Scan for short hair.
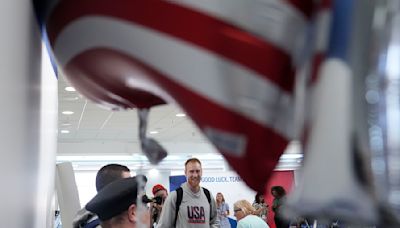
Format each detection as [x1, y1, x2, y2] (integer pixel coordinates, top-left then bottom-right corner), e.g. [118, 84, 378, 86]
[234, 200, 255, 216]
[271, 186, 286, 198]
[95, 164, 130, 192]
[101, 212, 126, 228]
[185, 158, 202, 167]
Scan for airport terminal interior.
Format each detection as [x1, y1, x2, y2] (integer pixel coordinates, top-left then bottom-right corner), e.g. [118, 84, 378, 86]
[5, 1, 400, 228]
[57, 71, 303, 228]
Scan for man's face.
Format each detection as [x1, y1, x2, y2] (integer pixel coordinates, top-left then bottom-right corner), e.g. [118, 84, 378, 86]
[185, 161, 202, 189]
[155, 190, 168, 200]
[234, 207, 245, 221]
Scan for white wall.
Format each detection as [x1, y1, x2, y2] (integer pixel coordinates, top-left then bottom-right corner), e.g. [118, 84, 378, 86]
[75, 169, 171, 207]
[74, 168, 256, 211]
[201, 171, 256, 218]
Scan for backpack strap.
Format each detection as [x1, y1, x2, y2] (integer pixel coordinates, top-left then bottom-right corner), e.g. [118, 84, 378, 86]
[202, 187, 211, 204]
[174, 187, 183, 227]
[202, 187, 212, 220]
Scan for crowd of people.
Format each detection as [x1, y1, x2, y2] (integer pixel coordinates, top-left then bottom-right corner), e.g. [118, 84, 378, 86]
[72, 158, 289, 228]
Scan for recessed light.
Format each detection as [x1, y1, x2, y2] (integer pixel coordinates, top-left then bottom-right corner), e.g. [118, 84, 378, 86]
[65, 86, 76, 92]
[60, 130, 70, 134]
[63, 96, 79, 101]
[61, 123, 72, 126]
[148, 168, 159, 177]
[62, 111, 74, 115]
[149, 131, 159, 134]
[176, 113, 186, 117]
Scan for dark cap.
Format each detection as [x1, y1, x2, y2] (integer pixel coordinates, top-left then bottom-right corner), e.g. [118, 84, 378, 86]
[85, 177, 139, 221]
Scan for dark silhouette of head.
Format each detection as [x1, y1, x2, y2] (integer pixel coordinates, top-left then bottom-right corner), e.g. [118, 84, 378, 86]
[271, 186, 286, 199]
[95, 164, 130, 192]
[254, 192, 265, 204]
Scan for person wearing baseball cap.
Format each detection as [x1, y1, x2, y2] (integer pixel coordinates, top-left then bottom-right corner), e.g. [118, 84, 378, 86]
[73, 164, 132, 228]
[150, 184, 168, 227]
[152, 184, 167, 198]
[85, 177, 150, 228]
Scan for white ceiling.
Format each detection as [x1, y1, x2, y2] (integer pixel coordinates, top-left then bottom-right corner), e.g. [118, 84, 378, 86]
[57, 72, 302, 171]
[58, 73, 208, 145]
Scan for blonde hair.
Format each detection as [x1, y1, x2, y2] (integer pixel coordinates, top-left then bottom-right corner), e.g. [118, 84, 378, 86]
[234, 200, 255, 216]
[216, 192, 225, 203]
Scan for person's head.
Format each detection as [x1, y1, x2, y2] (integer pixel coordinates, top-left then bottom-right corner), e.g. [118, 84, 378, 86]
[95, 164, 131, 192]
[216, 192, 225, 204]
[184, 158, 202, 189]
[152, 184, 168, 200]
[271, 186, 286, 198]
[233, 200, 255, 221]
[254, 192, 265, 204]
[86, 177, 150, 228]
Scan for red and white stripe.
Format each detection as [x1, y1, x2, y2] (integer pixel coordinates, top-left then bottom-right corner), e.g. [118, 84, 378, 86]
[46, 0, 313, 192]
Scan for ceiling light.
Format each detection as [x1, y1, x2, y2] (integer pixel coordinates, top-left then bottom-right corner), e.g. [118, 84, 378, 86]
[62, 111, 74, 115]
[175, 113, 186, 117]
[148, 168, 160, 177]
[149, 131, 159, 134]
[280, 154, 303, 159]
[63, 96, 79, 101]
[60, 130, 70, 134]
[61, 123, 72, 126]
[65, 86, 76, 92]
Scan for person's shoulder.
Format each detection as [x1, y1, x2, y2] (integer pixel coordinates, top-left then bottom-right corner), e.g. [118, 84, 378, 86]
[247, 215, 268, 227]
[72, 207, 99, 228]
[201, 186, 211, 193]
[170, 188, 179, 196]
[163, 188, 177, 203]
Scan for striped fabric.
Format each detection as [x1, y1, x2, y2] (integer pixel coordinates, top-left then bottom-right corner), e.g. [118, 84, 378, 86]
[41, 0, 313, 192]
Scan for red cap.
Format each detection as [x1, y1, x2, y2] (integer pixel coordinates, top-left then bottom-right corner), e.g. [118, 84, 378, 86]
[152, 184, 167, 195]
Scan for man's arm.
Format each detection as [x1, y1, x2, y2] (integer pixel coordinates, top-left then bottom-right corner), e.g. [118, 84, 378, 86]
[156, 191, 176, 228]
[209, 194, 220, 228]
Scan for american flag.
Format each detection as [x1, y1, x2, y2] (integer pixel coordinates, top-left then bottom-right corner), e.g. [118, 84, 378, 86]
[38, 0, 313, 192]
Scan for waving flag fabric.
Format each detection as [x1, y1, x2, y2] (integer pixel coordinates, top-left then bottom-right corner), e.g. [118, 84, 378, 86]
[38, 0, 313, 192]
[286, 0, 379, 224]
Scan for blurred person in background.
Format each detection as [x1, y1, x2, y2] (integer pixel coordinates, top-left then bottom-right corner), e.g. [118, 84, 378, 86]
[234, 200, 269, 228]
[150, 184, 168, 227]
[216, 192, 231, 228]
[252, 192, 268, 222]
[271, 186, 289, 228]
